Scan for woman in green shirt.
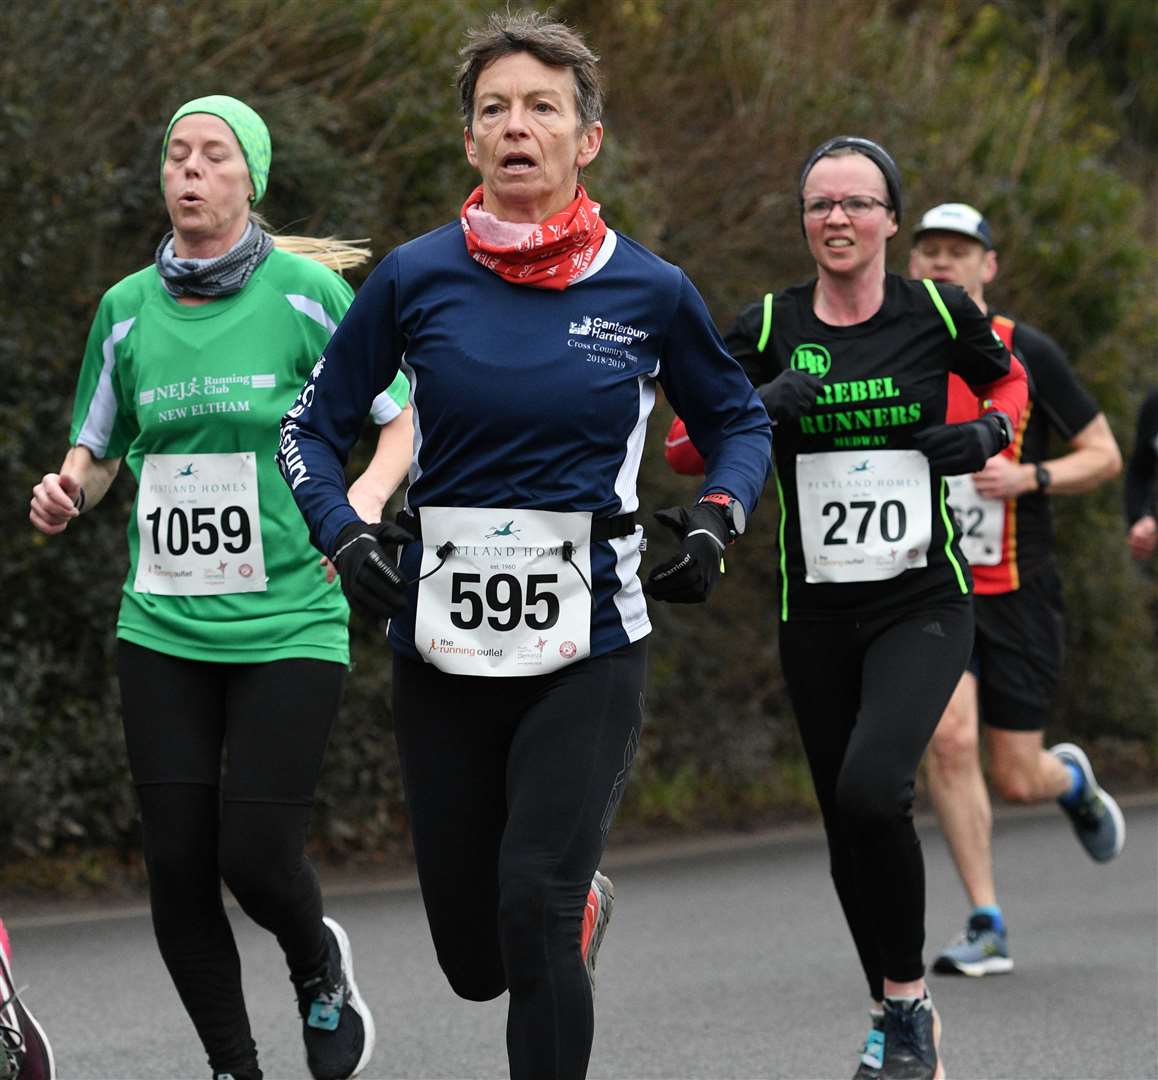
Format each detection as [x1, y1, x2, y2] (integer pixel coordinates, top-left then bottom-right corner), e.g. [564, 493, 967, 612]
[29, 96, 408, 1080]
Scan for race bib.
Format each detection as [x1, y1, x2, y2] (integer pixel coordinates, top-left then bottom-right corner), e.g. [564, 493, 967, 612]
[945, 474, 1005, 566]
[797, 450, 932, 584]
[414, 506, 592, 677]
[134, 452, 266, 596]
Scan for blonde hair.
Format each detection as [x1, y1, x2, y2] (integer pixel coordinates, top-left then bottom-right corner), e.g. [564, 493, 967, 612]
[251, 211, 372, 273]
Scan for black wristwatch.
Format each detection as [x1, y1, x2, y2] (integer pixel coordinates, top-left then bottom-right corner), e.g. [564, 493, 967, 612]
[699, 493, 747, 538]
[1035, 464, 1052, 492]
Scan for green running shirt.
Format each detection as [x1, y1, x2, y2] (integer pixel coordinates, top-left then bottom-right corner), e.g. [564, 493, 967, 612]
[70, 249, 410, 664]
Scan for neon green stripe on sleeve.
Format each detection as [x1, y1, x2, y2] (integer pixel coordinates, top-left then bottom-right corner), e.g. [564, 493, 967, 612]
[756, 292, 774, 353]
[922, 279, 957, 340]
[939, 477, 969, 594]
[776, 469, 789, 621]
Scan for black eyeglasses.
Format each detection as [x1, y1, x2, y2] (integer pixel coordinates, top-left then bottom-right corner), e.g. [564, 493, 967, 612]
[802, 195, 892, 219]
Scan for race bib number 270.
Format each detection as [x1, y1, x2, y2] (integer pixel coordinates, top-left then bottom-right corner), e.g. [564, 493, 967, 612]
[796, 449, 932, 584]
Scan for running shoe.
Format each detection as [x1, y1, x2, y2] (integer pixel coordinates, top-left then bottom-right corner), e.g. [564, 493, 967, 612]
[852, 1009, 885, 1080]
[294, 917, 375, 1080]
[580, 870, 615, 990]
[881, 994, 941, 1080]
[932, 912, 1013, 976]
[1050, 742, 1126, 863]
[0, 923, 55, 1080]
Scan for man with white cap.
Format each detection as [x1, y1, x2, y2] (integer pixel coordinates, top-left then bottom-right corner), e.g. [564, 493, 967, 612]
[909, 203, 1126, 978]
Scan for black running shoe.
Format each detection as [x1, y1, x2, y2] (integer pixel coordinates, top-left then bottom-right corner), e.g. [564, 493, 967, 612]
[294, 918, 375, 1080]
[881, 994, 940, 1080]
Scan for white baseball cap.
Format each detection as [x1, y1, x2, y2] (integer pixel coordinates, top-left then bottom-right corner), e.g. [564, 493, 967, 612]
[913, 203, 994, 249]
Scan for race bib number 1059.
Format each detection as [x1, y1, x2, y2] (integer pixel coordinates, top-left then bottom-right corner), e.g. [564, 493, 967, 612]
[134, 452, 266, 596]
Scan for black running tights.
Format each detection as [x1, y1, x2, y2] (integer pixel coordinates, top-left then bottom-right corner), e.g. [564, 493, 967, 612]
[778, 598, 972, 1001]
[117, 641, 344, 1077]
[392, 639, 647, 1080]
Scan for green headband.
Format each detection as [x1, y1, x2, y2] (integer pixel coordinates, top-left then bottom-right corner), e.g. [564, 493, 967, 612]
[161, 95, 271, 205]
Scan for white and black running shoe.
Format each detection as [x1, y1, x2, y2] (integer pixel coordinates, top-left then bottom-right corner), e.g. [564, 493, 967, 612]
[294, 917, 375, 1080]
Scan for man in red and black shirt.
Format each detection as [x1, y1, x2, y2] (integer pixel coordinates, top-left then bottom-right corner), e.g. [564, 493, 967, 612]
[909, 203, 1126, 978]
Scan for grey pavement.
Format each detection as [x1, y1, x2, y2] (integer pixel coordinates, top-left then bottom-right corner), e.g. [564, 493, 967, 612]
[5, 800, 1156, 1079]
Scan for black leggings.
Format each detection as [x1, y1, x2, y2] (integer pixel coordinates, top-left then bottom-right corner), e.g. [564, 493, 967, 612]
[392, 639, 647, 1080]
[778, 597, 972, 1001]
[117, 641, 344, 1077]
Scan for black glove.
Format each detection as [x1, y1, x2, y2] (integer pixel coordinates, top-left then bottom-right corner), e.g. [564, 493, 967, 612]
[642, 502, 729, 604]
[756, 370, 823, 424]
[912, 412, 1012, 475]
[331, 519, 414, 619]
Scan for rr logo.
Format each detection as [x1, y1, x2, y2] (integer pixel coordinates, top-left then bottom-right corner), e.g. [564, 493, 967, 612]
[789, 343, 832, 378]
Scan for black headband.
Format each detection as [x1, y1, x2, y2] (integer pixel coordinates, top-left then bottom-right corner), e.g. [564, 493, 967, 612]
[798, 135, 903, 226]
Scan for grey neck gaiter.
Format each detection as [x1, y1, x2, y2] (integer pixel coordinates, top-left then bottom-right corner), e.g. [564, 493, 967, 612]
[155, 220, 275, 299]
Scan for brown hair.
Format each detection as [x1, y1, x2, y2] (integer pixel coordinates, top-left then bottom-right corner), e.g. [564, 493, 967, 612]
[457, 10, 603, 131]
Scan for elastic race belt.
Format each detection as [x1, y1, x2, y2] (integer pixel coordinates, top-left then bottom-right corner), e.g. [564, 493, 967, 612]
[396, 509, 636, 542]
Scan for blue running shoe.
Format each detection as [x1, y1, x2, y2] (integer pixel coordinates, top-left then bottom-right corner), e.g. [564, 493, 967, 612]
[932, 913, 1013, 977]
[852, 1010, 885, 1079]
[1051, 743, 1126, 863]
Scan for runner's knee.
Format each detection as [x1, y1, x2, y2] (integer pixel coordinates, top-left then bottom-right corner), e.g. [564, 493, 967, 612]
[218, 803, 311, 911]
[426, 890, 507, 1001]
[928, 716, 979, 771]
[836, 768, 914, 830]
[989, 758, 1040, 803]
[498, 873, 584, 996]
[438, 952, 507, 1002]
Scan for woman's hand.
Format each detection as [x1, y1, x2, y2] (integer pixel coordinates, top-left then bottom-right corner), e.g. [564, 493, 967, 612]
[756, 370, 823, 424]
[1127, 515, 1157, 561]
[30, 472, 83, 535]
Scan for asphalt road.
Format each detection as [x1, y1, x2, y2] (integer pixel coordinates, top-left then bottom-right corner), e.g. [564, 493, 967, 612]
[6, 800, 1155, 1080]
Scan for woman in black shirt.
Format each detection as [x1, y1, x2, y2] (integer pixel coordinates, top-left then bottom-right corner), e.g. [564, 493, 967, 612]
[728, 137, 1027, 1080]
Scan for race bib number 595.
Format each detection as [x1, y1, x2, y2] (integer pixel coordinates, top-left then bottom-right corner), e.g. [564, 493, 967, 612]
[414, 506, 592, 677]
[134, 452, 266, 595]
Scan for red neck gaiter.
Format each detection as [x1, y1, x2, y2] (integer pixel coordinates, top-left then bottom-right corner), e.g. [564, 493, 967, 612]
[459, 184, 607, 290]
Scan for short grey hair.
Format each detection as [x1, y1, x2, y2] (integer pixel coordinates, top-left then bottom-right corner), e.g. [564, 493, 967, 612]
[457, 10, 603, 131]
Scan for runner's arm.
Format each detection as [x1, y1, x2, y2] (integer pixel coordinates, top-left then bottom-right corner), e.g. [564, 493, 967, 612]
[346, 405, 413, 523]
[661, 297, 773, 479]
[940, 284, 1028, 435]
[278, 252, 408, 556]
[973, 414, 1120, 499]
[658, 275, 771, 514]
[664, 415, 706, 475]
[30, 445, 122, 535]
[1125, 389, 1158, 527]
